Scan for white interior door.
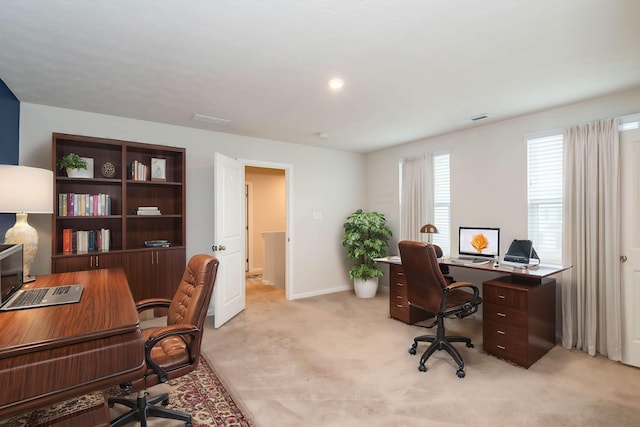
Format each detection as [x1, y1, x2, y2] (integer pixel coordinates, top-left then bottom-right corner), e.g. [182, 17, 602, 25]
[621, 123, 640, 367]
[212, 152, 245, 328]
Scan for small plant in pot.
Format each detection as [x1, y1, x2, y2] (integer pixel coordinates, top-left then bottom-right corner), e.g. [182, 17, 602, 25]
[342, 209, 392, 298]
[57, 153, 88, 177]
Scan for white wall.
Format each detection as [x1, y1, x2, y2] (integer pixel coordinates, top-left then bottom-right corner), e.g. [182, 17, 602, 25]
[18, 103, 366, 298]
[366, 86, 640, 287]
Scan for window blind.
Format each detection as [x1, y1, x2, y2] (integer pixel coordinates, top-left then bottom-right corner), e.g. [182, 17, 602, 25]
[432, 153, 450, 256]
[527, 134, 563, 264]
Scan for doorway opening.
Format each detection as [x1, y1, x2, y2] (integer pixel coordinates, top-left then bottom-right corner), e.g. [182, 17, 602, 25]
[244, 165, 288, 302]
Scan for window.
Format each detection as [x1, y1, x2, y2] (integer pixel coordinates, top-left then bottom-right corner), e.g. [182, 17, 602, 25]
[527, 134, 563, 264]
[432, 153, 450, 256]
[398, 152, 450, 254]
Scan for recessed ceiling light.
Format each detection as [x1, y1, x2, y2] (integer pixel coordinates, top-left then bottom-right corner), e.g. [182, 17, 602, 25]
[192, 113, 231, 125]
[328, 78, 344, 90]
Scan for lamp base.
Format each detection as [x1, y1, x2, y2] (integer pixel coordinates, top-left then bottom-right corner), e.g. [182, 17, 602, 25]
[4, 212, 39, 282]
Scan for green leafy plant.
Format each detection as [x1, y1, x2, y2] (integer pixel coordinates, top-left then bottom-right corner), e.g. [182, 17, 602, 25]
[342, 209, 392, 280]
[57, 153, 87, 170]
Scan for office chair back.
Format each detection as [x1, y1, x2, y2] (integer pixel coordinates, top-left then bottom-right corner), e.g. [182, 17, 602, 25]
[399, 241, 450, 313]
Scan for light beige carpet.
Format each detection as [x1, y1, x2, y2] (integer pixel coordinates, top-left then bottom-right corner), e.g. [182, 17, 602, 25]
[201, 281, 640, 427]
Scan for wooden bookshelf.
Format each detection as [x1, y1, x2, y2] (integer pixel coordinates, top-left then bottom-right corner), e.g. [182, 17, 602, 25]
[51, 133, 186, 302]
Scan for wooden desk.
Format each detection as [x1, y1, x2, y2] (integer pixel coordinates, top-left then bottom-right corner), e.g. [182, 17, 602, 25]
[0, 268, 145, 419]
[376, 256, 571, 367]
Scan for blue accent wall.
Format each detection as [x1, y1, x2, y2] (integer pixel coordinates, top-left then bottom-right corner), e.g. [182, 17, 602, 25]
[0, 79, 20, 236]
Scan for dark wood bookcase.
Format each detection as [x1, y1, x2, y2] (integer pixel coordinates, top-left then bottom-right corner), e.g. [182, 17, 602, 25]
[51, 133, 186, 302]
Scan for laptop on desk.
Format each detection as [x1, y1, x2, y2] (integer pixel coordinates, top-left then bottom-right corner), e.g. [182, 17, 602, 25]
[0, 244, 84, 311]
[502, 239, 539, 268]
[0, 284, 84, 311]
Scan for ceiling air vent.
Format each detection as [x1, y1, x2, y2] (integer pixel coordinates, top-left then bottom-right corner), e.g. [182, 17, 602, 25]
[192, 114, 231, 125]
[470, 114, 489, 122]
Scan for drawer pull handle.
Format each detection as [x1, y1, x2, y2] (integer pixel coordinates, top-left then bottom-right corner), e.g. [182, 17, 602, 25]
[396, 283, 404, 287]
[497, 330, 506, 335]
[497, 312, 506, 317]
[498, 295, 506, 299]
[497, 345, 506, 350]
[396, 304, 403, 308]
[397, 272, 404, 276]
[396, 295, 403, 299]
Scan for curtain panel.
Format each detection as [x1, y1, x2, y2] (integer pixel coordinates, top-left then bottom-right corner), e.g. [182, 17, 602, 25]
[562, 118, 621, 360]
[400, 154, 433, 241]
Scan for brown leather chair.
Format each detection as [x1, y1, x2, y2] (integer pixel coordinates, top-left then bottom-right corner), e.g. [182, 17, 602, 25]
[398, 241, 481, 378]
[109, 254, 219, 427]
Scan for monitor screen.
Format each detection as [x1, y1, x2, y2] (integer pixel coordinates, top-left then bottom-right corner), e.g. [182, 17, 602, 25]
[0, 244, 23, 305]
[458, 227, 500, 258]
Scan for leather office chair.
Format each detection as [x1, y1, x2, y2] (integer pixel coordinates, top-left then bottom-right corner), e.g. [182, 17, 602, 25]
[108, 254, 219, 427]
[398, 241, 481, 378]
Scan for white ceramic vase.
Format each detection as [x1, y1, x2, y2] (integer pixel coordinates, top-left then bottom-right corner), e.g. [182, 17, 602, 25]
[354, 277, 378, 298]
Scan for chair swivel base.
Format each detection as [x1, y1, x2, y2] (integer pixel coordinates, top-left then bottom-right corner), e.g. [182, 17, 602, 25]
[408, 319, 474, 378]
[109, 391, 193, 427]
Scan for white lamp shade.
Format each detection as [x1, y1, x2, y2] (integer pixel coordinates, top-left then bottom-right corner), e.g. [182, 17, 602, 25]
[0, 165, 53, 214]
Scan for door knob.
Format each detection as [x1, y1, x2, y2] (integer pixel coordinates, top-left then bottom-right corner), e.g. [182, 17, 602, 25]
[620, 255, 628, 262]
[211, 245, 226, 252]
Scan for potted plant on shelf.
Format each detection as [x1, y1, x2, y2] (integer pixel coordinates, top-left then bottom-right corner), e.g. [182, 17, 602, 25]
[342, 209, 392, 298]
[57, 153, 90, 178]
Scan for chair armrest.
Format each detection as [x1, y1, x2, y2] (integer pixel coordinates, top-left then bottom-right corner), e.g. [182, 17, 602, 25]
[145, 323, 201, 383]
[441, 281, 481, 317]
[136, 298, 172, 313]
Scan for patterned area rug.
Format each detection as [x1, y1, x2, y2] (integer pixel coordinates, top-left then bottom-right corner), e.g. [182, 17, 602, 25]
[1, 357, 254, 427]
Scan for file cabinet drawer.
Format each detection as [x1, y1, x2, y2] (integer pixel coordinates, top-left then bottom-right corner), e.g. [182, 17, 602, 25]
[483, 319, 527, 345]
[483, 283, 527, 310]
[483, 331, 528, 366]
[483, 302, 527, 328]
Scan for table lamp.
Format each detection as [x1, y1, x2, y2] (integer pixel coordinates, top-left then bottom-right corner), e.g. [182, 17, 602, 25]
[0, 165, 53, 282]
[420, 223, 438, 243]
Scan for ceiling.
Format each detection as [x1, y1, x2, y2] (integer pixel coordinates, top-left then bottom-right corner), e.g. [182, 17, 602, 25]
[1, 1, 639, 153]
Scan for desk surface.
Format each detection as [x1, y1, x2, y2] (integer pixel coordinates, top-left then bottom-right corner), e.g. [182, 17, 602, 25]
[376, 256, 571, 279]
[0, 268, 145, 418]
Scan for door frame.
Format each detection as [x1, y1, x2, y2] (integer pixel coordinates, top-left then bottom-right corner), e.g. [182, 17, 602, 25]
[240, 158, 294, 300]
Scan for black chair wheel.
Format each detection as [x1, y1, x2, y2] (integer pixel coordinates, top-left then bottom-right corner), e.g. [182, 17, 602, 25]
[408, 347, 417, 355]
[457, 369, 465, 378]
[466, 342, 474, 348]
[418, 364, 427, 372]
[162, 398, 169, 406]
[186, 423, 193, 427]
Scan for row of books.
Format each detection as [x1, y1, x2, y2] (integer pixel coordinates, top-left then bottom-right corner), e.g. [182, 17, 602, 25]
[130, 160, 149, 181]
[58, 193, 112, 217]
[144, 239, 171, 248]
[62, 228, 111, 253]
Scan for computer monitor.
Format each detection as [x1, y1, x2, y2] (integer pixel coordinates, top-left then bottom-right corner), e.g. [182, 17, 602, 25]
[0, 244, 23, 305]
[458, 227, 500, 259]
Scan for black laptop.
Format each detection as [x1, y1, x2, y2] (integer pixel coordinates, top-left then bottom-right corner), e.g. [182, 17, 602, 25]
[502, 239, 539, 268]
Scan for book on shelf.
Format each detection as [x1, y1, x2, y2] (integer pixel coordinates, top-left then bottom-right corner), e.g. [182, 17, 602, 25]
[61, 228, 110, 253]
[58, 193, 112, 216]
[144, 239, 170, 248]
[136, 206, 161, 215]
[130, 160, 149, 181]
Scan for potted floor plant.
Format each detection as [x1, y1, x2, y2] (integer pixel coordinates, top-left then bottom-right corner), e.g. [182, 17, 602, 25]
[342, 209, 392, 298]
[57, 153, 90, 178]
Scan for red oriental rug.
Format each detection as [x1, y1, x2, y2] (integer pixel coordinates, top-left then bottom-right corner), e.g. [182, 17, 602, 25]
[1, 357, 254, 427]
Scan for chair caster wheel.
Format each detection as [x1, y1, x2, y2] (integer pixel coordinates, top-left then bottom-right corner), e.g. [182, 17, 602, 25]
[186, 423, 193, 427]
[408, 347, 417, 355]
[162, 398, 169, 406]
[456, 369, 465, 378]
[418, 364, 427, 372]
[466, 342, 474, 348]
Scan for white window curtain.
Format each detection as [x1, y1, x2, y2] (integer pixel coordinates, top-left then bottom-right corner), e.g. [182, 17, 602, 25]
[561, 118, 621, 360]
[400, 154, 433, 241]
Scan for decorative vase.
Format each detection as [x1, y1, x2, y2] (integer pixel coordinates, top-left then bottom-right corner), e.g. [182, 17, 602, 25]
[354, 277, 378, 298]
